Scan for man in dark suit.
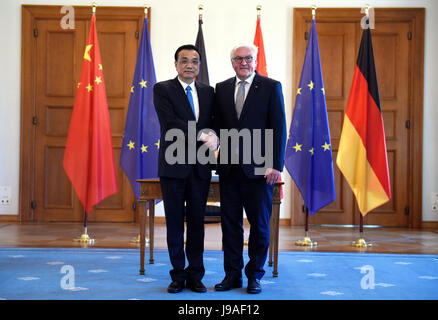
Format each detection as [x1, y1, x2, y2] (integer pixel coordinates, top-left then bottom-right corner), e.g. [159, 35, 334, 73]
[153, 44, 216, 293]
[213, 44, 287, 294]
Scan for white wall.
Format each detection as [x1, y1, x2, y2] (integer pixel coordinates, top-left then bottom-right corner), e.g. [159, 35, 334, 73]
[0, 0, 437, 222]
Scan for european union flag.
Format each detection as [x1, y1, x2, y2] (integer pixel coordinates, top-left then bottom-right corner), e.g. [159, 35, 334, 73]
[284, 20, 336, 215]
[120, 18, 159, 200]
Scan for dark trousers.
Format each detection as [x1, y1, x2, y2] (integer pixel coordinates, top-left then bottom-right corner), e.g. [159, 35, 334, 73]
[160, 170, 210, 282]
[219, 165, 274, 280]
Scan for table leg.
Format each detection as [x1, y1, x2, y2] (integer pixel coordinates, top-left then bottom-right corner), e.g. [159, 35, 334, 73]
[139, 201, 146, 275]
[268, 213, 274, 267]
[272, 201, 280, 278]
[148, 200, 155, 264]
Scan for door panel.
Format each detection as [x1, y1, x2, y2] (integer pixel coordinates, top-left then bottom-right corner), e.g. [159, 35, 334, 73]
[34, 18, 84, 221]
[22, 6, 146, 222]
[317, 22, 357, 225]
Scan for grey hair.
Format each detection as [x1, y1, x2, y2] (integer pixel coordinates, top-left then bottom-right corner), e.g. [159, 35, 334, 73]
[230, 44, 258, 60]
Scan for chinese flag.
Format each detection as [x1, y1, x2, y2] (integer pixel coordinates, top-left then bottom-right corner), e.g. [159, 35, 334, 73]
[253, 15, 284, 198]
[253, 16, 268, 77]
[63, 16, 118, 214]
[336, 27, 391, 216]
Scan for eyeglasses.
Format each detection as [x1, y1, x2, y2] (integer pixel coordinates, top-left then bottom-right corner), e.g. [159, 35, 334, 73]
[178, 58, 199, 65]
[232, 56, 254, 63]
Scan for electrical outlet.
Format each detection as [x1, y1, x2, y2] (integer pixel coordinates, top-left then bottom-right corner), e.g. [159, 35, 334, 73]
[0, 186, 11, 205]
[432, 193, 438, 213]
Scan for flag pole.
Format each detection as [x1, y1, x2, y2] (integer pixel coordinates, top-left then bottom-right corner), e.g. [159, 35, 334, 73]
[351, 5, 373, 249]
[295, 206, 317, 247]
[72, 2, 97, 245]
[128, 4, 151, 247]
[351, 213, 372, 247]
[72, 2, 98, 245]
[74, 210, 95, 244]
[295, 5, 321, 249]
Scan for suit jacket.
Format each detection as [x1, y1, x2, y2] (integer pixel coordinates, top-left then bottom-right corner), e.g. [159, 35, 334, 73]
[153, 77, 214, 180]
[213, 73, 287, 179]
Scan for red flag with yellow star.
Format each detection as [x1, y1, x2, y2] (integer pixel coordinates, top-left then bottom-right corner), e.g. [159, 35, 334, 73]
[63, 16, 118, 214]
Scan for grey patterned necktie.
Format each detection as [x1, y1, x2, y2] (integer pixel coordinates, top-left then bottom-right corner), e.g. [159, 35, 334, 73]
[235, 80, 247, 119]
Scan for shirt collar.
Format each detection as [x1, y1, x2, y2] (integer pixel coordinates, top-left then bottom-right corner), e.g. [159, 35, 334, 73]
[235, 72, 256, 86]
[178, 77, 195, 91]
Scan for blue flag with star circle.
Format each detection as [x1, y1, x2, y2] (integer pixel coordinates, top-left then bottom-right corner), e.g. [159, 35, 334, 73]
[284, 19, 335, 215]
[120, 18, 160, 200]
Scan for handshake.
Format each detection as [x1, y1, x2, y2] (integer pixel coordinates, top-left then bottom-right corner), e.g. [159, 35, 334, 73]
[198, 131, 219, 152]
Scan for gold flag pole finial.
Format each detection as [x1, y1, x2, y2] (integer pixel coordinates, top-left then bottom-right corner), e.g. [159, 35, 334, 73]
[198, 4, 204, 20]
[364, 4, 370, 17]
[256, 5, 262, 17]
[311, 5, 317, 20]
[144, 5, 149, 18]
[92, 2, 96, 16]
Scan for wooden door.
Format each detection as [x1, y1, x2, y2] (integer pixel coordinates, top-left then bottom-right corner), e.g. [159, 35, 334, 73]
[290, 8, 424, 227]
[21, 6, 147, 222]
[33, 17, 86, 222]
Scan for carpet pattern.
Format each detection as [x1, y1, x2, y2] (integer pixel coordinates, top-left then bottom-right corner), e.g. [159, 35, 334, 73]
[0, 248, 437, 300]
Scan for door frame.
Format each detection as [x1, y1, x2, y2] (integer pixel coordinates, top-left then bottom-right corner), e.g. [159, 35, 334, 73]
[290, 8, 424, 228]
[20, 5, 148, 222]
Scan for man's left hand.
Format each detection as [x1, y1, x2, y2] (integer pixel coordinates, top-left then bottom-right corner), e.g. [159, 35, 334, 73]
[264, 168, 281, 185]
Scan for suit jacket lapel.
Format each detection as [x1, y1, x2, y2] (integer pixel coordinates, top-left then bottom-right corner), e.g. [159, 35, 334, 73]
[195, 82, 205, 124]
[224, 78, 238, 123]
[239, 73, 261, 122]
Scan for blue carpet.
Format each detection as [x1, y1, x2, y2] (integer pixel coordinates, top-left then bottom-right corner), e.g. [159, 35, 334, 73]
[0, 247, 437, 300]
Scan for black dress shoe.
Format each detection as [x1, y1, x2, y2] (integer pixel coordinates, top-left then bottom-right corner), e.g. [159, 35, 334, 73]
[214, 275, 243, 291]
[247, 278, 261, 294]
[167, 280, 185, 293]
[186, 279, 207, 293]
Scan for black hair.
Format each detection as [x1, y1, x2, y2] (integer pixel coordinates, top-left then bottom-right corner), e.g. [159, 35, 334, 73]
[174, 44, 202, 62]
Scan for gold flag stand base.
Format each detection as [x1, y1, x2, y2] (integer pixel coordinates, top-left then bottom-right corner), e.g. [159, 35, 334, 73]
[352, 215, 372, 248]
[351, 237, 372, 248]
[130, 234, 149, 246]
[295, 232, 317, 247]
[295, 208, 316, 247]
[73, 227, 95, 244]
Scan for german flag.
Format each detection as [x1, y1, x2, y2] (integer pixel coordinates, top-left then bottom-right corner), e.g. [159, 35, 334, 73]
[336, 27, 391, 216]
